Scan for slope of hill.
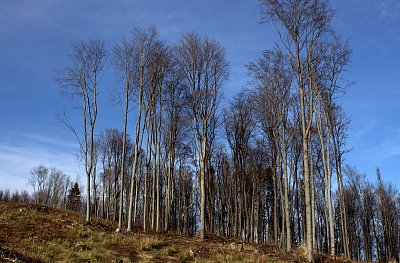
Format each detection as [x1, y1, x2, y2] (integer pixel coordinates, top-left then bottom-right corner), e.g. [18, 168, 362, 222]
[0, 201, 332, 263]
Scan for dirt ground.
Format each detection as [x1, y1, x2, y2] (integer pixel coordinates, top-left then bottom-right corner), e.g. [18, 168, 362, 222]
[0, 201, 342, 263]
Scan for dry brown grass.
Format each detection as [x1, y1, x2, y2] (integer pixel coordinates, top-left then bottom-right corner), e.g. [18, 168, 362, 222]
[0, 201, 324, 263]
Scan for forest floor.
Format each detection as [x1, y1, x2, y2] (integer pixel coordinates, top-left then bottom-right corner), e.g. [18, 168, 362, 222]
[0, 202, 344, 263]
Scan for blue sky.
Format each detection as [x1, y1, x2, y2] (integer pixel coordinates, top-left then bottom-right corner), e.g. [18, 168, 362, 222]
[0, 0, 399, 191]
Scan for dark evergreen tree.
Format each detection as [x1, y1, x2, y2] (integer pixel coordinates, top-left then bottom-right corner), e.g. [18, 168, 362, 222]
[67, 183, 82, 212]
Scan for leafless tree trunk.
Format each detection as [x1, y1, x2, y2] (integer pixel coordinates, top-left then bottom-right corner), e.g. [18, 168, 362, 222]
[223, 90, 256, 242]
[127, 26, 161, 231]
[113, 38, 135, 232]
[316, 94, 335, 257]
[57, 39, 107, 224]
[260, 1, 335, 260]
[176, 33, 228, 239]
[248, 48, 293, 250]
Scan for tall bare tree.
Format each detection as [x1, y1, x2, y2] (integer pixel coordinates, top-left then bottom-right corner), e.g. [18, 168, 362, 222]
[249, 48, 293, 250]
[223, 90, 256, 240]
[176, 33, 229, 239]
[57, 39, 107, 224]
[126, 26, 163, 232]
[163, 50, 187, 231]
[260, 0, 335, 260]
[113, 37, 135, 232]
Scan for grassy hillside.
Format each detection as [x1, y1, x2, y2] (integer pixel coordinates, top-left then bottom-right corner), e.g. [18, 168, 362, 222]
[0, 201, 332, 262]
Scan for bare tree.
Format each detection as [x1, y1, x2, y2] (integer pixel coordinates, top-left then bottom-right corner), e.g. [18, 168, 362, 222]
[176, 32, 229, 239]
[29, 164, 49, 204]
[248, 48, 293, 250]
[315, 38, 350, 257]
[48, 168, 68, 207]
[126, 26, 164, 232]
[29, 164, 72, 208]
[223, 90, 256, 241]
[260, 0, 335, 260]
[113, 37, 135, 232]
[163, 50, 187, 231]
[57, 39, 107, 224]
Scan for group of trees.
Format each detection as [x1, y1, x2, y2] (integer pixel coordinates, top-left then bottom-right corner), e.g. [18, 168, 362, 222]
[1, 164, 83, 213]
[28, 164, 82, 212]
[343, 167, 399, 262]
[0, 189, 30, 203]
[28, 164, 71, 207]
[57, 26, 230, 240]
[40, 0, 399, 262]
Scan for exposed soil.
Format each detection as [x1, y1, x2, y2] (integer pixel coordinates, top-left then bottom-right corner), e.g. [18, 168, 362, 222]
[0, 201, 341, 262]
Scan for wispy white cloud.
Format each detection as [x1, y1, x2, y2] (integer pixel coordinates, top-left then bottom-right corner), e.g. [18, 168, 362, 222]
[364, 141, 400, 160]
[22, 133, 78, 149]
[0, 134, 82, 192]
[349, 123, 400, 160]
